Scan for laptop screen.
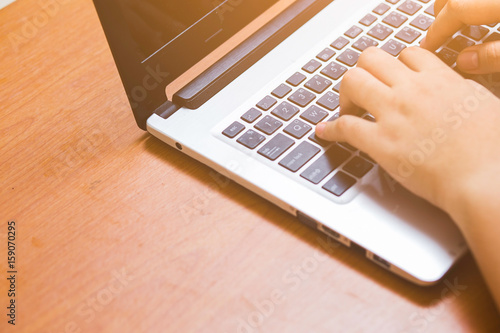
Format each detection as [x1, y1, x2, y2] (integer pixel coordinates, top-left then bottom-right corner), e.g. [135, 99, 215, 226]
[93, 0, 280, 129]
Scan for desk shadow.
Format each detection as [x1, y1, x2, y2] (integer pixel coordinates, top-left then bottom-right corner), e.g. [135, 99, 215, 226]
[143, 134, 499, 329]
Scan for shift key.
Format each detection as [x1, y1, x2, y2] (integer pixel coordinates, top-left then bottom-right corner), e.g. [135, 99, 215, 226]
[300, 144, 351, 184]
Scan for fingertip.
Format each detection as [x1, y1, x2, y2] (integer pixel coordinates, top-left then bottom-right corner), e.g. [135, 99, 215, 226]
[457, 51, 479, 72]
[315, 122, 327, 137]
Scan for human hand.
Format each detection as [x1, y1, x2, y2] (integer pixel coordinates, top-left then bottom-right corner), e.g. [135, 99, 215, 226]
[315, 47, 500, 224]
[420, 0, 500, 74]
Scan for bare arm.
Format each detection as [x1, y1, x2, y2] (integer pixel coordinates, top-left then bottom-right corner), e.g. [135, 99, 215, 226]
[315, 46, 500, 310]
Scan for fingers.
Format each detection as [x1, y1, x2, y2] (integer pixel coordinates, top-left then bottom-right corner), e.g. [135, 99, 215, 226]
[356, 47, 412, 86]
[398, 47, 449, 72]
[339, 67, 394, 118]
[420, 4, 464, 51]
[421, 0, 500, 51]
[457, 42, 500, 74]
[315, 115, 378, 154]
[434, 0, 448, 16]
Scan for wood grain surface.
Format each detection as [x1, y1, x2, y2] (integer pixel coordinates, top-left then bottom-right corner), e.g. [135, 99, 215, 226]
[0, 0, 499, 332]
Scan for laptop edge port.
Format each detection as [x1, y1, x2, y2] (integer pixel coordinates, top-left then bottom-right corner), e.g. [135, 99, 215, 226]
[366, 250, 391, 270]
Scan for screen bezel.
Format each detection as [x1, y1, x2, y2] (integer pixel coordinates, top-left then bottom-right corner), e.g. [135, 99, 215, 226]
[92, 0, 280, 129]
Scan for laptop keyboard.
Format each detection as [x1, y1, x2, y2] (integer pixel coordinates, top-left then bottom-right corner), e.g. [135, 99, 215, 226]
[220, 0, 500, 200]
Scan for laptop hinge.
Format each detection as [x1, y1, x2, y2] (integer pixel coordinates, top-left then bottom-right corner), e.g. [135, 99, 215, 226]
[173, 0, 333, 109]
[154, 100, 181, 121]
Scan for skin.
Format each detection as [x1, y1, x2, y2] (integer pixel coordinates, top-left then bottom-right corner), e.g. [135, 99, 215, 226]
[421, 0, 500, 73]
[316, 1, 500, 310]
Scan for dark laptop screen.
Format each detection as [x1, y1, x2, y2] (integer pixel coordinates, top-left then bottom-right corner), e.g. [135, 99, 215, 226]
[93, 0, 280, 129]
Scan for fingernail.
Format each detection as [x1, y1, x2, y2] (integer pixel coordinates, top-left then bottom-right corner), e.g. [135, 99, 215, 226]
[316, 123, 326, 137]
[457, 51, 479, 71]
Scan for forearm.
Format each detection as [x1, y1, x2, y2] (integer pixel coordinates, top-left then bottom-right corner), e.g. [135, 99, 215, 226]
[450, 181, 500, 311]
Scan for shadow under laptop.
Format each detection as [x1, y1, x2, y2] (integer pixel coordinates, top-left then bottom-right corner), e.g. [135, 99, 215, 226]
[142, 134, 498, 328]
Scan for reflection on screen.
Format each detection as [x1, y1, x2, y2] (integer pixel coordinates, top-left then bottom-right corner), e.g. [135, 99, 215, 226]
[120, 0, 233, 61]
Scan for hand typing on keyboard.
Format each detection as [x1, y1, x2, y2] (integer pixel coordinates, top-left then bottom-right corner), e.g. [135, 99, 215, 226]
[315, 4, 500, 310]
[421, 0, 500, 73]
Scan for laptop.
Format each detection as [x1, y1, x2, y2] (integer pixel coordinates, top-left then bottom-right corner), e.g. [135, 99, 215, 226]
[92, 0, 499, 285]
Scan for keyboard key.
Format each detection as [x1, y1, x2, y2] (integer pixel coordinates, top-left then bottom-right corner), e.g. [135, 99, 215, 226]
[383, 11, 408, 28]
[316, 48, 337, 62]
[284, 119, 312, 139]
[462, 25, 489, 41]
[343, 156, 374, 178]
[381, 39, 406, 56]
[241, 108, 262, 123]
[321, 62, 348, 80]
[317, 91, 340, 111]
[395, 27, 422, 43]
[386, 0, 401, 4]
[258, 133, 294, 161]
[305, 75, 333, 93]
[424, 4, 435, 16]
[237, 130, 265, 149]
[360, 151, 376, 163]
[373, 3, 390, 15]
[302, 59, 322, 73]
[485, 32, 500, 43]
[271, 101, 300, 121]
[359, 13, 378, 26]
[331, 36, 350, 50]
[363, 114, 376, 122]
[410, 14, 434, 31]
[254, 115, 282, 135]
[345, 25, 363, 39]
[339, 142, 357, 151]
[271, 84, 292, 98]
[256, 95, 277, 111]
[333, 81, 342, 93]
[436, 48, 458, 66]
[447, 36, 475, 52]
[279, 141, 321, 172]
[300, 145, 352, 184]
[417, 0, 430, 3]
[301, 105, 329, 124]
[353, 36, 379, 51]
[308, 132, 330, 147]
[222, 121, 245, 138]
[337, 49, 360, 66]
[286, 72, 307, 86]
[327, 112, 340, 121]
[368, 24, 394, 41]
[398, 0, 422, 15]
[322, 171, 357, 196]
[288, 88, 316, 107]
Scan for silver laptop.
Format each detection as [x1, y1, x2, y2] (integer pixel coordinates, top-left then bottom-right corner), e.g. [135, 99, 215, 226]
[92, 0, 499, 285]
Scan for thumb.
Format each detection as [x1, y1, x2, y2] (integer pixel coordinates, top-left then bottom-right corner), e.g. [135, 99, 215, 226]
[457, 41, 500, 74]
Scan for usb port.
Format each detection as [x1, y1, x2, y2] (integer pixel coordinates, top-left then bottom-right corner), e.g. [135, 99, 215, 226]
[367, 251, 391, 270]
[321, 224, 340, 239]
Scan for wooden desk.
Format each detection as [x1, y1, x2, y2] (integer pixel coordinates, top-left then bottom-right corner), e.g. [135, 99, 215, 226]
[1, 0, 499, 332]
